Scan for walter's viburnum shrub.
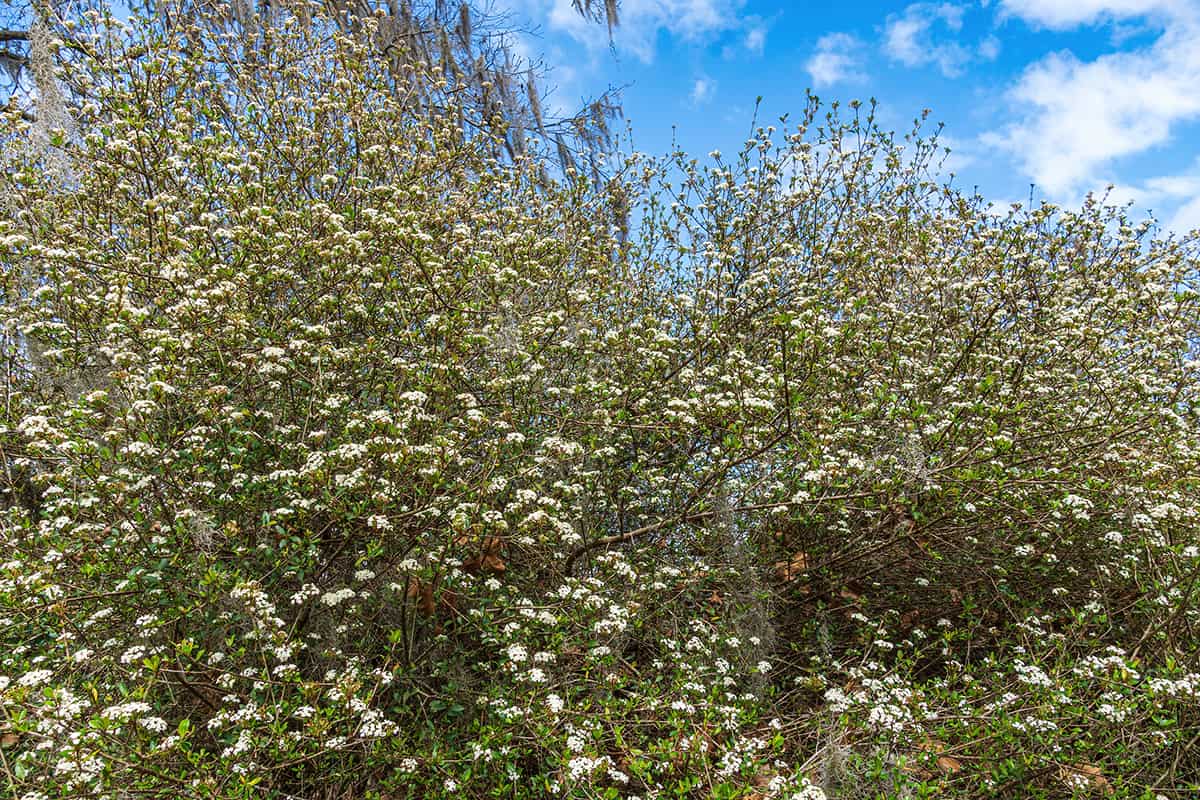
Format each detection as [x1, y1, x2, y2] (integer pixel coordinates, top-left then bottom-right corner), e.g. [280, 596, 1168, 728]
[2, 2, 1199, 799]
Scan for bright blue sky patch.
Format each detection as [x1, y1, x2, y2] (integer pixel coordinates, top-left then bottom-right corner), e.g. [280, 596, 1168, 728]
[505, 0, 1200, 233]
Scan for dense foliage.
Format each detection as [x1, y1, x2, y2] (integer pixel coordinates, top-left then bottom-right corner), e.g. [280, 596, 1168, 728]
[2, 3, 1199, 798]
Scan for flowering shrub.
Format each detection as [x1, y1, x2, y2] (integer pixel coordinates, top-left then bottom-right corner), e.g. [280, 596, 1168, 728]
[1, 2, 1199, 799]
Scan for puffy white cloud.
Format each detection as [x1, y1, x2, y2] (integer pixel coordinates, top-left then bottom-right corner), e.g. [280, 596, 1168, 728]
[883, 3, 971, 77]
[744, 24, 767, 55]
[690, 76, 716, 104]
[978, 34, 1001, 60]
[997, 0, 1183, 29]
[985, 7, 1200, 196]
[1168, 194, 1200, 233]
[934, 134, 979, 175]
[722, 15, 768, 59]
[532, 0, 751, 62]
[1105, 162, 1200, 233]
[985, 0, 1200, 230]
[805, 32, 866, 88]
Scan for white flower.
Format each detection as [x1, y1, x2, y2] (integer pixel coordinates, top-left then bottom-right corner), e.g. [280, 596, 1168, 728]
[102, 701, 152, 721]
[17, 669, 53, 687]
[321, 588, 355, 606]
[823, 688, 850, 713]
[791, 784, 828, 800]
[138, 716, 168, 733]
[546, 693, 564, 713]
[120, 645, 147, 664]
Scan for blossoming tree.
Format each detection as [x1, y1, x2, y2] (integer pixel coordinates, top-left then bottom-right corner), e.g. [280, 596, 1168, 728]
[1, 2, 1199, 798]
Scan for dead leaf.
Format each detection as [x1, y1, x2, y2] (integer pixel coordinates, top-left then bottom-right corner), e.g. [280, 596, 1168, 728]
[462, 536, 507, 574]
[406, 581, 437, 616]
[750, 770, 776, 789]
[936, 755, 962, 774]
[0, 731, 19, 748]
[464, 552, 506, 574]
[418, 583, 436, 616]
[773, 551, 810, 582]
[1059, 764, 1112, 795]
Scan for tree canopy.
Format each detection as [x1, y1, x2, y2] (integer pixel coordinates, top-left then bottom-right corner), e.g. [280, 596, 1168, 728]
[2, 2, 1200, 799]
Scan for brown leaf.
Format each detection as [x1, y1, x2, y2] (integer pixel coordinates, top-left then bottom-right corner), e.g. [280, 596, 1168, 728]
[773, 550, 810, 582]
[0, 731, 19, 748]
[462, 536, 507, 574]
[416, 582, 436, 616]
[750, 770, 776, 789]
[901, 762, 933, 780]
[1060, 764, 1112, 795]
[936, 755, 962, 774]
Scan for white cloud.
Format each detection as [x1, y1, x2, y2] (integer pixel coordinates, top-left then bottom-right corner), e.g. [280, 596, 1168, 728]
[978, 34, 1001, 60]
[532, 0, 750, 62]
[722, 15, 768, 59]
[934, 134, 978, 175]
[690, 76, 716, 104]
[1105, 162, 1200, 232]
[1037, 159, 1200, 236]
[985, 8, 1200, 196]
[1168, 195, 1200, 233]
[997, 0, 1182, 29]
[806, 33, 866, 88]
[744, 24, 767, 55]
[883, 3, 972, 77]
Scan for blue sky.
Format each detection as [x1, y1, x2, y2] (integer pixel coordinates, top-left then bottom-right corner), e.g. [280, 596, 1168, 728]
[502, 0, 1200, 234]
